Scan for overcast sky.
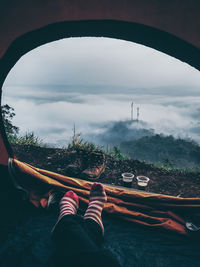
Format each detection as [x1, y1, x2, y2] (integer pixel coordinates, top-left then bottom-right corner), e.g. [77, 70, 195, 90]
[4, 37, 200, 89]
[2, 37, 200, 146]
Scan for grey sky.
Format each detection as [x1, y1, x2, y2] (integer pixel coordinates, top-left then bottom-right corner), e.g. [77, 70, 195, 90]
[4, 37, 200, 89]
[2, 37, 200, 147]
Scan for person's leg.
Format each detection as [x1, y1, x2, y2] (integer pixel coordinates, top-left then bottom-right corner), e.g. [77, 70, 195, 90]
[51, 190, 98, 253]
[84, 218, 104, 246]
[51, 189, 121, 267]
[84, 183, 107, 246]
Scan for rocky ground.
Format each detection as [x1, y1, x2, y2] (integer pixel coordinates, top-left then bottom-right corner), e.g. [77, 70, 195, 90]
[12, 144, 200, 198]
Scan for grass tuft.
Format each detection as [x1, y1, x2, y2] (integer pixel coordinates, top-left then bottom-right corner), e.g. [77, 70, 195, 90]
[11, 132, 44, 147]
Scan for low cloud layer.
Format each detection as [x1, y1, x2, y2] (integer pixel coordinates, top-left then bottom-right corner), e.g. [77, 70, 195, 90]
[3, 85, 200, 147]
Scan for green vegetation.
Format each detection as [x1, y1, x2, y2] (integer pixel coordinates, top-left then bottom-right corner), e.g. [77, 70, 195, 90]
[67, 126, 126, 160]
[13, 132, 44, 146]
[107, 146, 127, 160]
[1, 104, 19, 141]
[67, 131, 103, 153]
[2, 104, 44, 147]
[120, 134, 200, 169]
[66, 124, 103, 152]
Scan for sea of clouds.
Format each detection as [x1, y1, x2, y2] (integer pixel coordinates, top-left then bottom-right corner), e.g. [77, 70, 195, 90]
[3, 84, 200, 147]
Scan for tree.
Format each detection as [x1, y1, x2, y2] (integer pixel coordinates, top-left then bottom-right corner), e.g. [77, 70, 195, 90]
[1, 104, 19, 141]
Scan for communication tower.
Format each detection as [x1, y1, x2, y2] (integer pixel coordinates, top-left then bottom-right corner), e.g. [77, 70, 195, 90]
[131, 102, 133, 121]
[137, 107, 140, 122]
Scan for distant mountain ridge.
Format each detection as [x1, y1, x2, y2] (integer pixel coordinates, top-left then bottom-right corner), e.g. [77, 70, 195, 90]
[88, 120, 200, 169]
[120, 134, 200, 169]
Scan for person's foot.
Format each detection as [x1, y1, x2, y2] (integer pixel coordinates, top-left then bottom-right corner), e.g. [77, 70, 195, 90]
[84, 183, 107, 234]
[57, 190, 79, 222]
[51, 190, 79, 234]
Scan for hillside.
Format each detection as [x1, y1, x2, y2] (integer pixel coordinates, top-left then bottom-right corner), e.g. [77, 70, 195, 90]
[88, 120, 200, 169]
[12, 143, 200, 198]
[120, 135, 200, 169]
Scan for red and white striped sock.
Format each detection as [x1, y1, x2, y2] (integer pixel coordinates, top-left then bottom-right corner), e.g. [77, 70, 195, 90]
[57, 190, 79, 222]
[84, 183, 107, 234]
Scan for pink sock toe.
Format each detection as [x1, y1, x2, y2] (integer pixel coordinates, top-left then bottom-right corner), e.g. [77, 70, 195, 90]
[91, 182, 104, 192]
[64, 190, 79, 206]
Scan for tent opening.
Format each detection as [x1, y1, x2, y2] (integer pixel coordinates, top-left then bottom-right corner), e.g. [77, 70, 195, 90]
[2, 37, 200, 198]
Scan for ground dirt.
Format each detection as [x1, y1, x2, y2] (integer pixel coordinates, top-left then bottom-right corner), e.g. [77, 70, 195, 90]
[12, 144, 200, 198]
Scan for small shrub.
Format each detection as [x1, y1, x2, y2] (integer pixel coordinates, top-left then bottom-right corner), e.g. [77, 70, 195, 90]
[67, 131, 103, 153]
[108, 146, 126, 160]
[1, 104, 19, 141]
[14, 132, 44, 147]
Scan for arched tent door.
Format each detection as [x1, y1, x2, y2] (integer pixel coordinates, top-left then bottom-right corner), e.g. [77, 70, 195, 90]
[0, 1, 200, 167]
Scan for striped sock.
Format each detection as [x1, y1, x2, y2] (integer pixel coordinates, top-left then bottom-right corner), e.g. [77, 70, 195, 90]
[57, 190, 79, 222]
[84, 183, 107, 234]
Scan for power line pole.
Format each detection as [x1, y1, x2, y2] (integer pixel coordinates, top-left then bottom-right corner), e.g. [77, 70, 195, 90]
[131, 102, 133, 121]
[137, 107, 140, 123]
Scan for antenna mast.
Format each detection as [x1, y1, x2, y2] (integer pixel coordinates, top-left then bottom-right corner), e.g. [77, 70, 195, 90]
[131, 102, 133, 121]
[137, 107, 140, 123]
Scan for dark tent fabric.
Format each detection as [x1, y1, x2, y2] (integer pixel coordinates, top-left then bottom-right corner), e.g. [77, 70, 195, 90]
[0, 172, 200, 267]
[1, 208, 200, 267]
[9, 159, 200, 236]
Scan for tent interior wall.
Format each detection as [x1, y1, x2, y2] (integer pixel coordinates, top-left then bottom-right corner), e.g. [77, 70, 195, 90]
[0, 1, 200, 266]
